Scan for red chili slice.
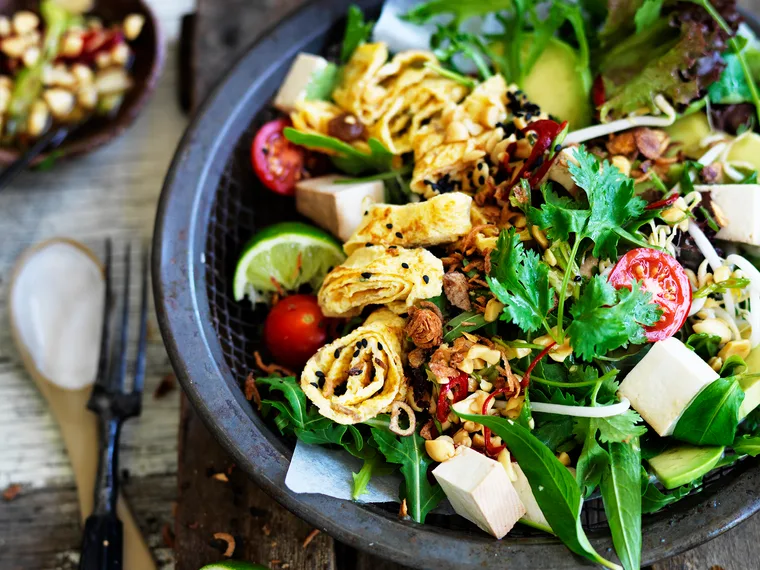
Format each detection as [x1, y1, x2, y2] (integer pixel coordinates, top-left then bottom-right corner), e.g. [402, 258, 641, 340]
[436, 371, 469, 423]
[505, 119, 568, 189]
[592, 75, 606, 108]
[607, 248, 692, 341]
[645, 194, 680, 210]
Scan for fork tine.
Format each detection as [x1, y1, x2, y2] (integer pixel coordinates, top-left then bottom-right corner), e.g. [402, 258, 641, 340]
[95, 239, 113, 385]
[111, 243, 131, 391]
[131, 248, 149, 396]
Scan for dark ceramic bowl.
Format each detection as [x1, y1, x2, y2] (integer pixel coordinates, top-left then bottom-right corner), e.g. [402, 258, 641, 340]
[154, 1, 760, 568]
[0, 0, 164, 164]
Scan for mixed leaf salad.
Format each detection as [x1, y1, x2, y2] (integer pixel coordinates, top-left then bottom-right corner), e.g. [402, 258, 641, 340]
[233, 0, 760, 567]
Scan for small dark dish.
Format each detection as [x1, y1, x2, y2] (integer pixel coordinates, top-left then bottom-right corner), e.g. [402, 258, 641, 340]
[154, 1, 760, 568]
[0, 0, 164, 165]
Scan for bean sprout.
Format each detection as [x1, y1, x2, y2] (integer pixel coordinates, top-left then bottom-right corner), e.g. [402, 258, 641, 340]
[530, 398, 631, 418]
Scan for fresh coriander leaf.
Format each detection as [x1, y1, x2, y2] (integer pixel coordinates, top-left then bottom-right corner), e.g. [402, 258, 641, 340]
[341, 5, 374, 62]
[456, 411, 617, 569]
[574, 418, 609, 498]
[567, 275, 662, 361]
[596, 410, 648, 444]
[732, 434, 760, 456]
[486, 229, 554, 334]
[284, 128, 393, 175]
[634, 0, 663, 34]
[371, 428, 445, 523]
[443, 311, 487, 342]
[304, 62, 340, 101]
[569, 147, 647, 259]
[600, 440, 642, 570]
[672, 376, 745, 446]
[528, 187, 590, 242]
[429, 24, 494, 80]
[403, 0, 510, 25]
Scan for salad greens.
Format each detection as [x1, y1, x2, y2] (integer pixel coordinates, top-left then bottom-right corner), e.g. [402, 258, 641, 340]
[283, 128, 394, 175]
[341, 5, 375, 62]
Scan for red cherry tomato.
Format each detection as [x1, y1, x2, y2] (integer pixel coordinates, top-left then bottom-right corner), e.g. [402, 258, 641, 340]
[264, 295, 331, 369]
[608, 248, 692, 342]
[251, 118, 305, 195]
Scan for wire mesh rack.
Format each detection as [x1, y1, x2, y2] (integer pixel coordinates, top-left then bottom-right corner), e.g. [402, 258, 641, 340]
[201, 100, 755, 540]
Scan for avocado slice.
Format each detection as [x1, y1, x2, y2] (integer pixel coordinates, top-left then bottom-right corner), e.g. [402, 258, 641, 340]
[665, 112, 711, 158]
[520, 37, 592, 130]
[726, 132, 760, 172]
[648, 445, 724, 489]
[740, 346, 760, 419]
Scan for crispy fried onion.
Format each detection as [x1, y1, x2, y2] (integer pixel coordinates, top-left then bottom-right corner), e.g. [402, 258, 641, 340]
[405, 301, 444, 348]
[389, 400, 416, 436]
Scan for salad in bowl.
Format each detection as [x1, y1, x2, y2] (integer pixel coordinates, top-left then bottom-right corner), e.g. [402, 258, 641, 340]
[231, 0, 760, 567]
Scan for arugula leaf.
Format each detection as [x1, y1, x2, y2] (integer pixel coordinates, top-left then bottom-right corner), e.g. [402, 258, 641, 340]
[443, 311, 488, 342]
[732, 434, 760, 456]
[284, 128, 394, 175]
[685, 333, 722, 360]
[341, 5, 374, 62]
[693, 277, 751, 299]
[672, 377, 745, 446]
[304, 63, 340, 101]
[257, 376, 308, 430]
[634, 0, 663, 34]
[457, 412, 619, 569]
[641, 474, 698, 514]
[371, 428, 445, 523]
[569, 147, 648, 259]
[528, 187, 590, 242]
[600, 440, 642, 570]
[487, 229, 554, 334]
[575, 418, 609, 498]
[403, 0, 510, 25]
[567, 276, 662, 361]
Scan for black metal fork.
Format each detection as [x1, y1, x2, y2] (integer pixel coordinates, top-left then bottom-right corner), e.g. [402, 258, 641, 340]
[79, 240, 148, 570]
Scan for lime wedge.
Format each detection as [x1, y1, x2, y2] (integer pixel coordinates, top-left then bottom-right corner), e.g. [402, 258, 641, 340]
[233, 221, 345, 303]
[201, 560, 269, 570]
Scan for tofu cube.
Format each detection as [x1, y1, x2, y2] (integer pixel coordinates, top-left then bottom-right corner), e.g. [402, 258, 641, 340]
[433, 447, 526, 539]
[273, 53, 330, 114]
[696, 184, 760, 246]
[296, 176, 384, 242]
[618, 337, 719, 436]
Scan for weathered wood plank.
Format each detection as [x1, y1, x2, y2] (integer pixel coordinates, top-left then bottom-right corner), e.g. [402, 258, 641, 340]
[174, 397, 336, 570]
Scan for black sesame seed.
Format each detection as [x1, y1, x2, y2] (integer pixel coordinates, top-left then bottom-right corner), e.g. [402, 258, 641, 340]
[386, 223, 393, 229]
[574, 275, 582, 282]
[377, 342, 383, 350]
[479, 175, 485, 185]
[402, 262, 409, 269]
[364, 210, 368, 215]
[554, 144, 562, 152]
[395, 232, 403, 238]
[362, 272, 372, 278]
[389, 245, 397, 249]
[315, 370, 325, 378]
[334, 348, 342, 358]
[423, 275, 430, 284]
[365, 242, 372, 247]
[362, 339, 368, 347]
[353, 350, 360, 358]
[516, 131, 525, 140]
[525, 113, 532, 121]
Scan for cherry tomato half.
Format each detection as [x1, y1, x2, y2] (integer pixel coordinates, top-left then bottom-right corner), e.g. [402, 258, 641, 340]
[264, 294, 332, 369]
[608, 248, 692, 342]
[251, 118, 305, 195]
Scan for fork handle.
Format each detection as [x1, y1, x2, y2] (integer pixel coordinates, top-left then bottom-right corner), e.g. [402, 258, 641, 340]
[79, 512, 124, 570]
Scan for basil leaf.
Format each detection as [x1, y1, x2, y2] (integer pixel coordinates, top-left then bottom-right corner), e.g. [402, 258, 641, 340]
[456, 412, 618, 569]
[600, 440, 642, 570]
[443, 311, 487, 342]
[371, 428, 445, 523]
[672, 377, 745, 446]
[341, 5, 374, 62]
[732, 434, 760, 456]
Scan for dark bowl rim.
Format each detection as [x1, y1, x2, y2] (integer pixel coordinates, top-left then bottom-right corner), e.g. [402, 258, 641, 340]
[153, 2, 760, 567]
[0, 0, 166, 165]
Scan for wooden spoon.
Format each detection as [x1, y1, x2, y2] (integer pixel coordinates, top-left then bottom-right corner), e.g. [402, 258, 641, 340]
[9, 238, 155, 570]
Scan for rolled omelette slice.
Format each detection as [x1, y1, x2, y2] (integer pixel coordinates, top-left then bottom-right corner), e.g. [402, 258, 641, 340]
[301, 308, 407, 424]
[318, 245, 443, 317]
[343, 192, 473, 255]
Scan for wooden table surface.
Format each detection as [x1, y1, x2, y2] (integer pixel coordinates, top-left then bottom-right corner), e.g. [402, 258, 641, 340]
[2, 0, 760, 569]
